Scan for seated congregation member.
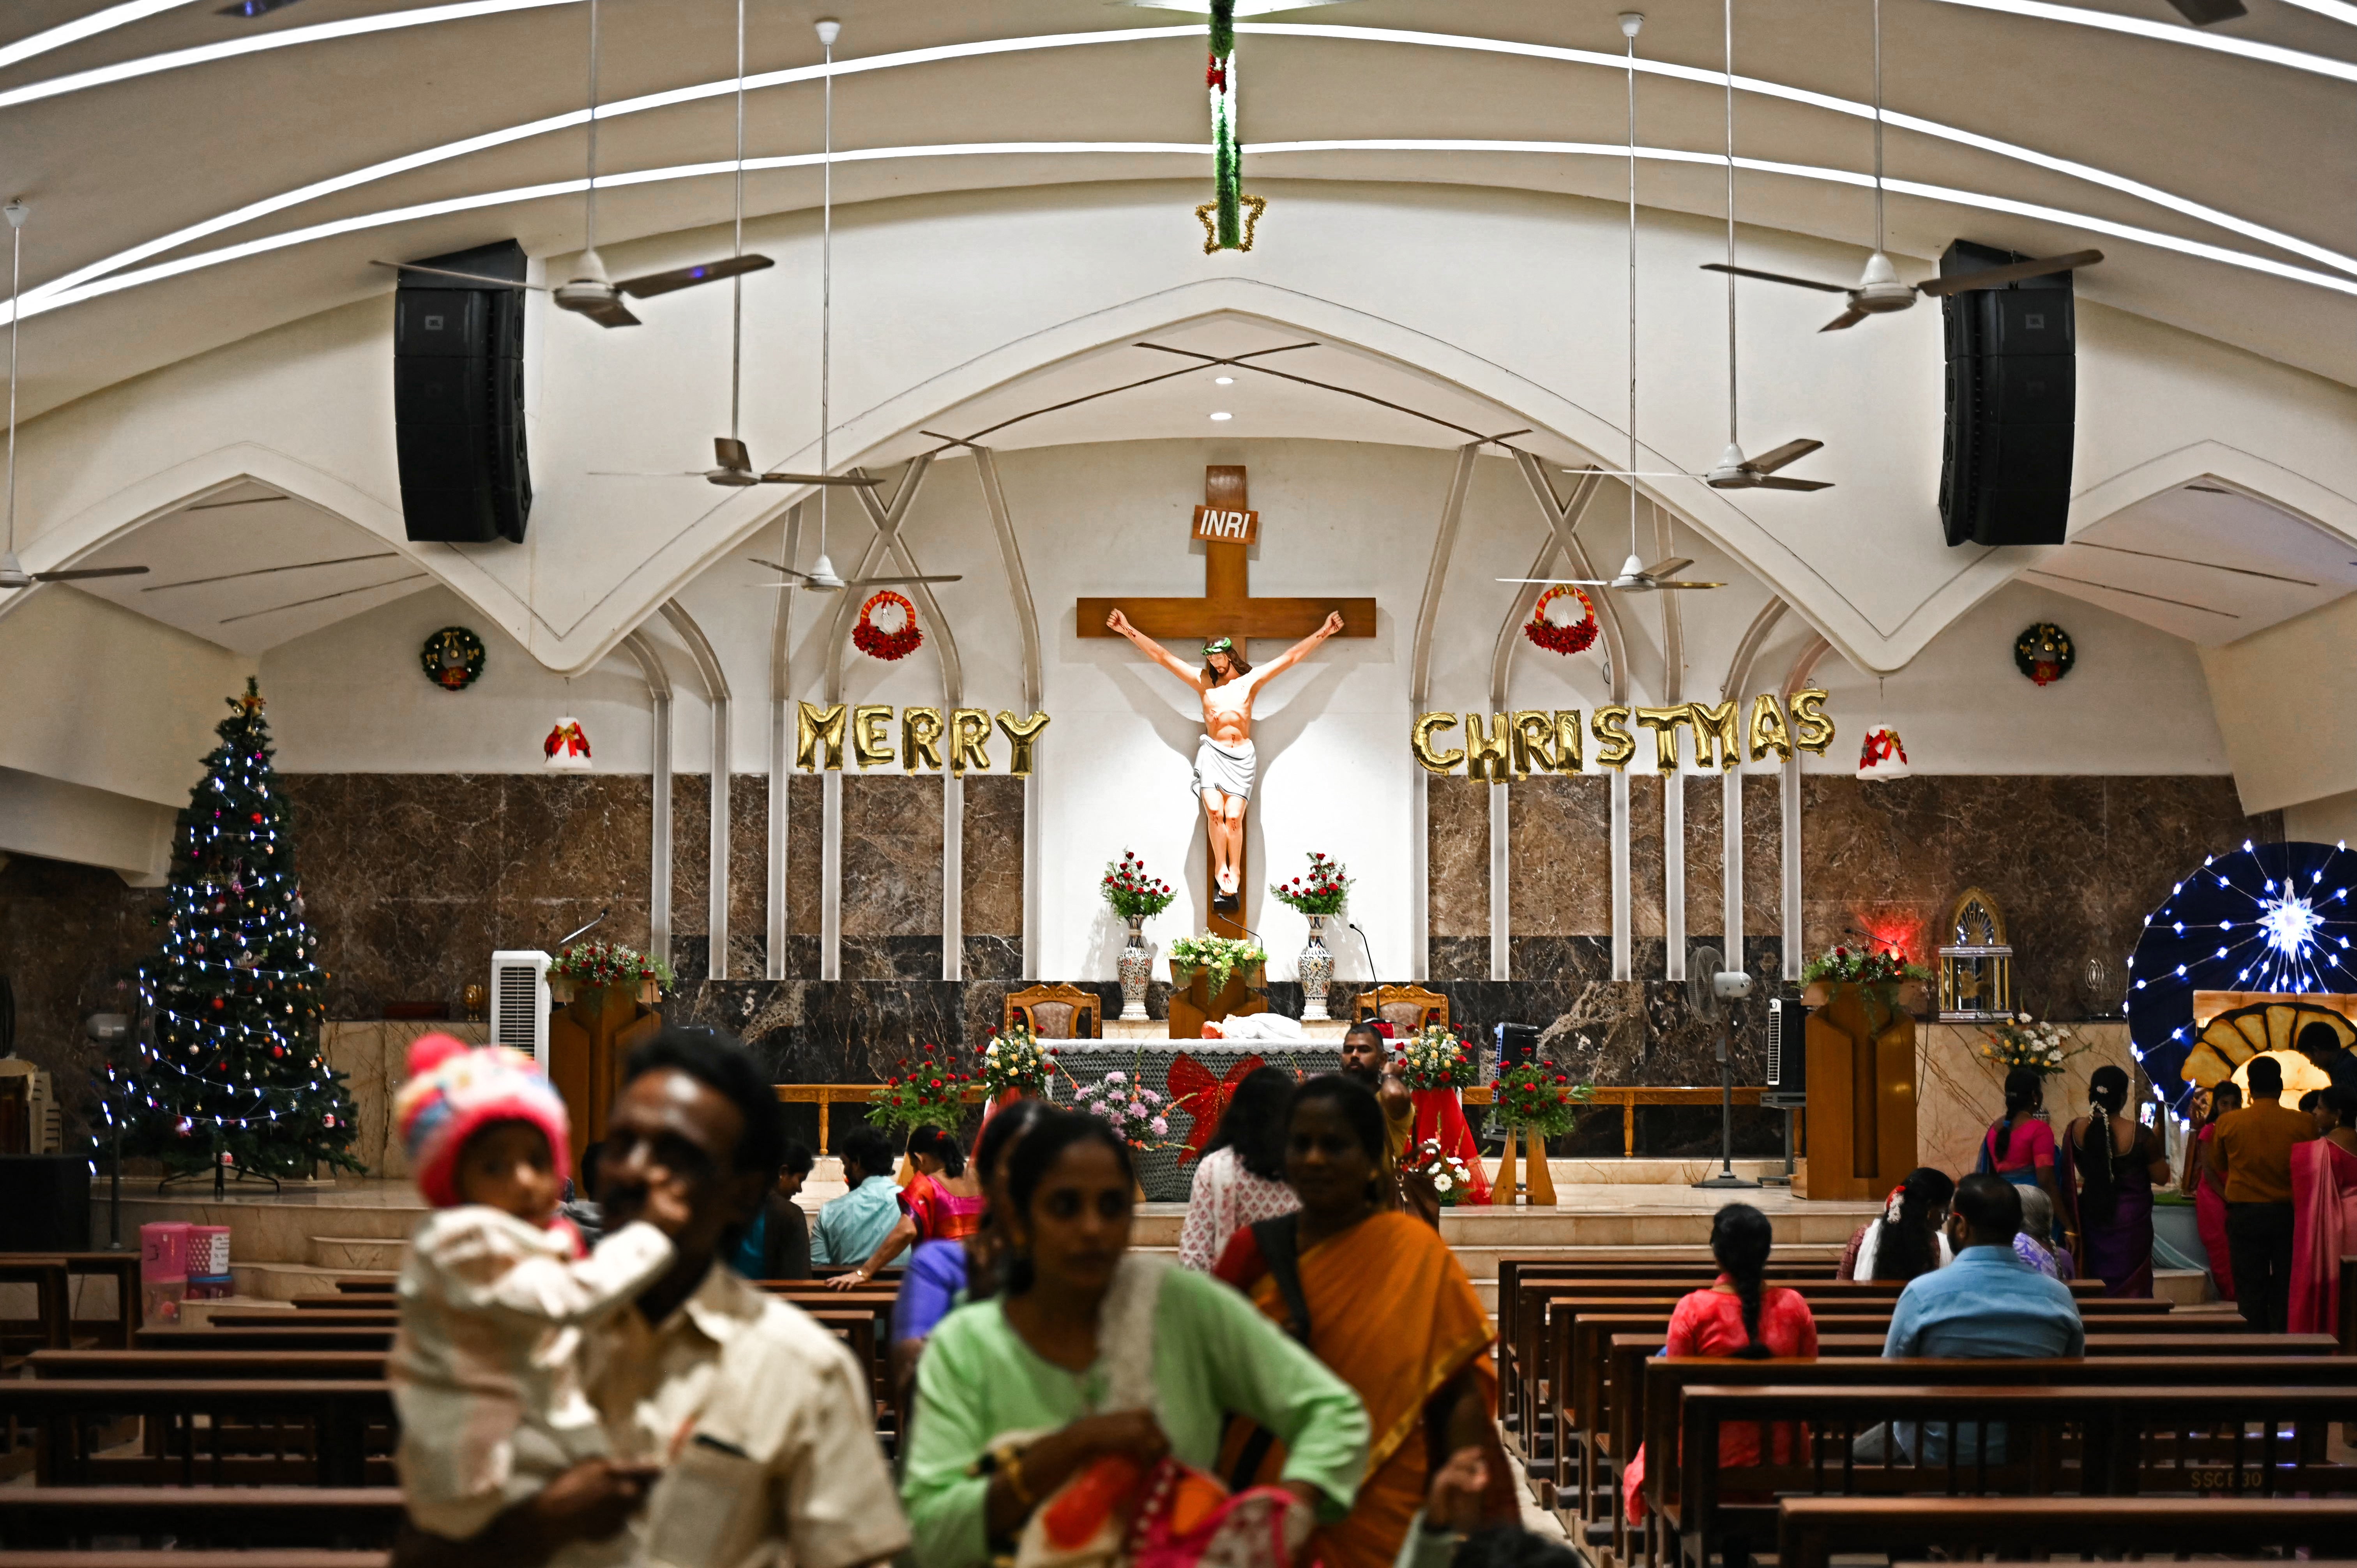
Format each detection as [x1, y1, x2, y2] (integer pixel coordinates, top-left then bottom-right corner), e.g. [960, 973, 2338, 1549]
[388, 1037, 683, 1544]
[2207, 1055, 2315, 1332]
[1214, 1075, 1514, 1568]
[401, 1026, 908, 1568]
[1836, 1167, 1954, 1281]
[733, 1139, 816, 1281]
[814, 1125, 912, 1277]
[890, 1098, 1050, 1406]
[2181, 1082, 2241, 1302]
[829, 1125, 983, 1290]
[1977, 1068, 2064, 1234]
[1178, 1064, 1300, 1271]
[1621, 1204, 1819, 1539]
[903, 1110, 1369, 1568]
[2013, 1186, 2071, 1279]
[1859, 1174, 2083, 1466]
[2062, 1064, 2168, 1297]
[2288, 1083, 2357, 1335]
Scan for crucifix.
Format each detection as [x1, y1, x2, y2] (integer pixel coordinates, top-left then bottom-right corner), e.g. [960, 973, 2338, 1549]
[1080, 466, 1376, 936]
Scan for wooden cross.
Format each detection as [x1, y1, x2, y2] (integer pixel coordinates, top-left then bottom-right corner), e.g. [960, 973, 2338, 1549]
[1078, 466, 1375, 941]
[1076, 466, 1377, 651]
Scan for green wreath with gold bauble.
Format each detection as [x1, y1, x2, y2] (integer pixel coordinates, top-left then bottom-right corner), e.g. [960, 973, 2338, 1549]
[420, 627, 487, 692]
[2014, 622, 2074, 687]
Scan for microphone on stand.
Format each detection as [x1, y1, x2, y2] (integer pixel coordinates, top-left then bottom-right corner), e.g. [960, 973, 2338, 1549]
[1348, 922, 1381, 1028]
[557, 907, 609, 947]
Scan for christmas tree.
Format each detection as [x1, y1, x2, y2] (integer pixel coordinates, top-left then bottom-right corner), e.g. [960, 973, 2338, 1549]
[96, 679, 359, 1180]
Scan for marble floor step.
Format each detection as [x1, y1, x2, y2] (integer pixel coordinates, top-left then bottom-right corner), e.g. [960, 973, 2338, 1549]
[230, 1260, 399, 1302]
[312, 1234, 410, 1271]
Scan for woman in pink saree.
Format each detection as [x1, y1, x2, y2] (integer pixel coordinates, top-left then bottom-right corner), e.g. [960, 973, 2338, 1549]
[2288, 1083, 2357, 1335]
[2180, 1083, 2240, 1302]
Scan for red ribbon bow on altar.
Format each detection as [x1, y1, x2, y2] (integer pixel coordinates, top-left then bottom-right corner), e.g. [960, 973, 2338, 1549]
[1167, 1051, 1266, 1163]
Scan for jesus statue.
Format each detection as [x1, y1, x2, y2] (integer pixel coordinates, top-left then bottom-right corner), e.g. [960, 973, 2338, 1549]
[1106, 607, 1345, 911]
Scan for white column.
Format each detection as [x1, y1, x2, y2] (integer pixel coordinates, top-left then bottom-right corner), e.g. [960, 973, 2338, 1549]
[1781, 753, 1803, 979]
[942, 772, 963, 981]
[1611, 768, 1632, 981]
[1489, 782, 1510, 980]
[1411, 768, 1430, 983]
[1723, 765, 1745, 968]
[1664, 770, 1686, 982]
[822, 770, 843, 982]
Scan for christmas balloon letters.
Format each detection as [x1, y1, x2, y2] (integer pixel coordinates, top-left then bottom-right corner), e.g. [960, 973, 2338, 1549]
[1412, 690, 1834, 778]
[797, 701, 1052, 775]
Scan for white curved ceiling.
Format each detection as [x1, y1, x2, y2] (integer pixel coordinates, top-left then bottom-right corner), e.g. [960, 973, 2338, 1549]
[3, 0, 2353, 423]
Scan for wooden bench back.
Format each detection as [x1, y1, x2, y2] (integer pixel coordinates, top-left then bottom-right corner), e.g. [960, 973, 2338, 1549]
[0, 1379, 395, 1487]
[1779, 1495, 2357, 1568]
[0, 1486, 402, 1550]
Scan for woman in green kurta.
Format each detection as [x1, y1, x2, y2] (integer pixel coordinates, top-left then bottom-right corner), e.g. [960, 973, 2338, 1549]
[903, 1111, 1370, 1568]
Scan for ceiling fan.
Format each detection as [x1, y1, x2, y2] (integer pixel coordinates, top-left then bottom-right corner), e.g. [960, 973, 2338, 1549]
[1701, 0, 2100, 332]
[1503, 554, 1726, 594]
[376, 0, 772, 326]
[754, 19, 961, 596]
[1, 201, 149, 594]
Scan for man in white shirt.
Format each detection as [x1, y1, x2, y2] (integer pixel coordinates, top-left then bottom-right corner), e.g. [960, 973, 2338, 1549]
[399, 1027, 908, 1568]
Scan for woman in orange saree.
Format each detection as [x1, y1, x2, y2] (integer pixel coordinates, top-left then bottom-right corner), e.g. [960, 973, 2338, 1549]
[1214, 1074, 1515, 1568]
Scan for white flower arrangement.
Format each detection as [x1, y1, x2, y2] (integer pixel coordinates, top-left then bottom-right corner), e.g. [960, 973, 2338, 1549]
[1401, 1136, 1475, 1206]
[1977, 1013, 2086, 1075]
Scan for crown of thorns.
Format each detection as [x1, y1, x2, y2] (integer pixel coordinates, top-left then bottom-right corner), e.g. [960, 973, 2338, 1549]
[1202, 637, 1236, 656]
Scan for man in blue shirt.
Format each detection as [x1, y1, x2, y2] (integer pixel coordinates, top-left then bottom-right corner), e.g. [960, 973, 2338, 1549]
[810, 1126, 910, 1269]
[1861, 1173, 2083, 1463]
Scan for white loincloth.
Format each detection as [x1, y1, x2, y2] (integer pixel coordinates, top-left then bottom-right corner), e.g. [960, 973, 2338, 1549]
[1192, 735, 1257, 803]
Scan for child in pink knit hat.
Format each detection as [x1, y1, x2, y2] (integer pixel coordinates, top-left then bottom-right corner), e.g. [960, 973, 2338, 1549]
[387, 1034, 686, 1541]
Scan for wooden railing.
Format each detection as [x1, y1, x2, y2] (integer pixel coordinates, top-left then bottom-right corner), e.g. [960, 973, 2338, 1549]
[775, 1081, 1770, 1159]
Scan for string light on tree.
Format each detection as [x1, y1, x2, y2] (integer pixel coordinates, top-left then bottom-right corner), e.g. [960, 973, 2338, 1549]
[92, 679, 360, 1181]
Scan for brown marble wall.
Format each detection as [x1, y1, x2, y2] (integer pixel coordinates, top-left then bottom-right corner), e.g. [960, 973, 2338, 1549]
[962, 775, 1025, 982]
[1800, 775, 2276, 1019]
[0, 855, 166, 1093]
[841, 774, 945, 980]
[1507, 775, 1610, 934]
[1427, 776, 1489, 978]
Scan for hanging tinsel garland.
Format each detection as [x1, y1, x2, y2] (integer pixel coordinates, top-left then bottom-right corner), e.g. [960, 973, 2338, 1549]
[1195, 0, 1266, 253]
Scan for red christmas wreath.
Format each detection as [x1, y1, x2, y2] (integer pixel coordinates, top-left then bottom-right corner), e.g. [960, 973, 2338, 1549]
[1523, 583, 1599, 656]
[852, 590, 923, 661]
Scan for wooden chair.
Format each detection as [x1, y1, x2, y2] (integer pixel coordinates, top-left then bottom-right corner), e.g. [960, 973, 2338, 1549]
[1353, 984, 1448, 1033]
[1005, 984, 1101, 1040]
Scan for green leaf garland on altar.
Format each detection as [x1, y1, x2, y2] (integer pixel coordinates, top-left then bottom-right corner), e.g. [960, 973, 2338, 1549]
[1168, 933, 1265, 998]
[549, 939, 674, 1000]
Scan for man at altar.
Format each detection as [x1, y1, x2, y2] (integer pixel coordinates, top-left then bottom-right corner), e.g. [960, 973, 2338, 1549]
[1339, 1022, 1489, 1220]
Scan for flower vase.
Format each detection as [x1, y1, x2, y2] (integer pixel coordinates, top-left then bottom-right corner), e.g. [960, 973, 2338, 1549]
[1117, 916, 1152, 1022]
[1299, 914, 1335, 1022]
[1489, 1129, 1518, 1206]
[1523, 1127, 1558, 1207]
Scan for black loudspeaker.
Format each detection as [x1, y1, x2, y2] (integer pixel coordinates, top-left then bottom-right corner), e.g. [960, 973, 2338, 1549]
[1763, 996, 1808, 1107]
[1938, 238, 2076, 548]
[394, 240, 532, 544]
[0, 1155, 91, 1250]
[1493, 1022, 1540, 1074]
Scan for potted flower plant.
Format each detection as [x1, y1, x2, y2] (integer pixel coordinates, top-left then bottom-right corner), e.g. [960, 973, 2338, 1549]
[1802, 944, 1931, 1030]
[1102, 853, 1177, 1022]
[1401, 1137, 1475, 1206]
[1398, 1023, 1480, 1091]
[1489, 1062, 1590, 1207]
[1978, 1013, 2085, 1076]
[982, 1021, 1055, 1107]
[1168, 933, 1266, 1008]
[867, 1044, 974, 1139]
[1072, 1070, 1171, 1150]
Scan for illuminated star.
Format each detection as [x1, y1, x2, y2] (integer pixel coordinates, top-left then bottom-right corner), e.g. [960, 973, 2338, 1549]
[2257, 893, 2324, 959]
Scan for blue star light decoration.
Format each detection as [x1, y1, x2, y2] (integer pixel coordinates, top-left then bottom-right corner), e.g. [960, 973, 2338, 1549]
[2124, 838, 2357, 1109]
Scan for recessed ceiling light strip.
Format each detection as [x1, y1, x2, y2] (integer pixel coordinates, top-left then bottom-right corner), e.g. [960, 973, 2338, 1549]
[7, 18, 2347, 322]
[0, 0, 207, 75]
[1924, 0, 2357, 83]
[0, 0, 580, 111]
[21, 138, 2357, 326]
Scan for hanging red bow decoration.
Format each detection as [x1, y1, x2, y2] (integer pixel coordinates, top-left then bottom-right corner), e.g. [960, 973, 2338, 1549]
[543, 718, 592, 771]
[1166, 1051, 1266, 1162]
[852, 590, 924, 661]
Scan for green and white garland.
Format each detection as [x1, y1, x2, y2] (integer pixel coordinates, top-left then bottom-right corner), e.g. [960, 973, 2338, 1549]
[1197, 0, 1265, 252]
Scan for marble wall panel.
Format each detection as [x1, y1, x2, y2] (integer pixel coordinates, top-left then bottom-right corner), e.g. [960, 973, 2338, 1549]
[1427, 777, 1488, 941]
[727, 775, 767, 978]
[1684, 775, 1725, 939]
[1629, 774, 1665, 939]
[784, 775, 823, 980]
[1800, 776, 2271, 1020]
[1742, 774, 1784, 939]
[497, 773, 654, 957]
[963, 776, 1027, 940]
[1508, 775, 1610, 935]
[670, 778, 709, 938]
[841, 776, 945, 943]
[0, 855, 165, 1096]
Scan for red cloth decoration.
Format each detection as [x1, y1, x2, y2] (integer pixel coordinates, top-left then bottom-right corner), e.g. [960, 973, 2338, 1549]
[1410, 1087, 1492, 1203]
[1168, 1051, 1267, 1163]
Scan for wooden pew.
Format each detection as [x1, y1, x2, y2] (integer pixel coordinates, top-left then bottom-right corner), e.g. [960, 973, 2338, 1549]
[29, 1350, 385, 1381]
[0, 1487, 403, 1549]
[0, 1554, 387, 1568]
[138, 1327, 394, 1353]
[207, 1312, 398, 1330]
[1779, 1495, 2357, 1568]
[1668, 1382, 2357, 1568]
[0, 1379, 394, 1487]
[333, 1281, 394, 1295]
[0, 1260, 71, 1353]
[0, 1253, 144, 1349]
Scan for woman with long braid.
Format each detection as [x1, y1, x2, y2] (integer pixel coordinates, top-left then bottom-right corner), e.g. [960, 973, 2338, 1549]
[1977, 1067, 2064, 1242]
[2060, 1063, 2169, 1296]
[1620, 1204, 1816, 1556]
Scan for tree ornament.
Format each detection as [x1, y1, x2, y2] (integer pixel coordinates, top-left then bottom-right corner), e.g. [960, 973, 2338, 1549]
[543, 717, 592, 770]
[1193, 0, 1266, 253]
[1522, 584, 1600, 656]
[852, 590, 924, 661]
[1857, 722, 1912, 781]
[420, 627, 487, 691]
[2014, 622, 2074, 685]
